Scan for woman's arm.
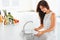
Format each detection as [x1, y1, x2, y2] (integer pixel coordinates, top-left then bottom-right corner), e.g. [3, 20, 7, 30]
[34, 24, 44, 31]
[38, 24, 44, 29]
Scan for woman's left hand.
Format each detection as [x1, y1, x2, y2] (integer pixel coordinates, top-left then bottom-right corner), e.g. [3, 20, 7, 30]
[34, 31, 46, 37]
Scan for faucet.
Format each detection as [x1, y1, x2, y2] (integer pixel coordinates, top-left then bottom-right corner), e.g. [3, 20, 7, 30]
[22, 21, 33, 34]
[22, 21, 35, 40]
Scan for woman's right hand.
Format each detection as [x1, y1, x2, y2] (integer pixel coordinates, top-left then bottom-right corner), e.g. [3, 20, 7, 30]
[34, 27, 40, 31]
[34, 25, 43, 31]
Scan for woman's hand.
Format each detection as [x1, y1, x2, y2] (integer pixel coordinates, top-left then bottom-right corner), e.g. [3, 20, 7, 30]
[34, 31, 46, 37]
[34, 28, 40, 31]
[34, 24, 44, 31]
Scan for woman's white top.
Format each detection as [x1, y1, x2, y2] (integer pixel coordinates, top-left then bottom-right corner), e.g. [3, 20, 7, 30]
[43, 12, 53, 30]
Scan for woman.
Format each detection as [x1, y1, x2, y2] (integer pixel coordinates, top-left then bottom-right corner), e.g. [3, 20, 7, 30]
[34, 0, 56, 40]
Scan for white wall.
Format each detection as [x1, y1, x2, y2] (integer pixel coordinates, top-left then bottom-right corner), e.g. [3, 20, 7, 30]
[0, 0, 33, 11]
